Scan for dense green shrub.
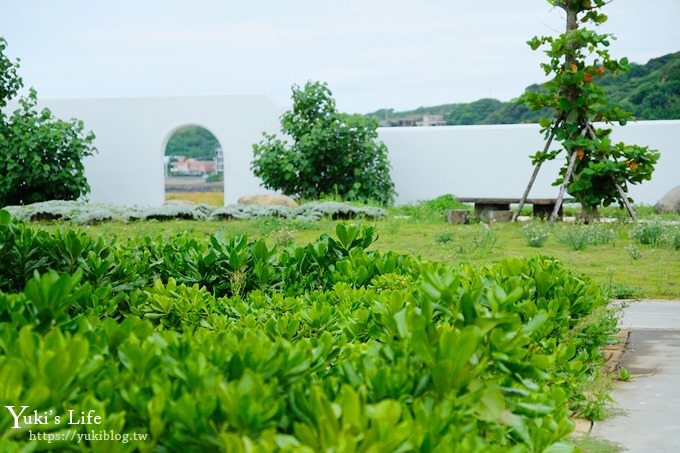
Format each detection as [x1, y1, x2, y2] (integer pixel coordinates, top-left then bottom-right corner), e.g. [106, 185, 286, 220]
[0, 37, 97, 206]
[0, 209, 618, 451]
[391, 194, 470, 220]
[251, 81, 395, 205]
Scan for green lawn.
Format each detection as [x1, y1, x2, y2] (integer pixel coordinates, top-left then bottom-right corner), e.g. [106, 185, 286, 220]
[65, 216, 680, 299]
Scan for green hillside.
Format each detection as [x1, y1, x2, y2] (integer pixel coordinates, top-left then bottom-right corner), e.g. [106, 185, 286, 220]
[165, 126, 220, 159]
[369, 51, 680, 126]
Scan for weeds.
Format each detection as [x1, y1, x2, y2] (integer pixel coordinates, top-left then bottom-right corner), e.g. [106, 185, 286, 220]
[602, 283, 642, 300]
[630, 221, 680, 249]
[664, 225, 680, 250]
[391, 194, 469, 220]
[559, 226, 591, 250]
[588, 225, 617, 246]
[521, 222, 550, 248]
[435, 231, 454, 244]
[624, 244, 642, 261]
[572, 436, 623, 453]
[470, 225, 497, 252]
[618, 368, 632, 382]
[558, 224, 617, 251]
[274, 228, 296, 246]
[631, 221, 666, 246]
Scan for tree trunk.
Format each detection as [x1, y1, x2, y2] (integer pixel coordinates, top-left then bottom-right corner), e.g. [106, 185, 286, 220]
[560, 3, 590, 215]
[563, 6, 580, 102]
[580, 203, 600, 224]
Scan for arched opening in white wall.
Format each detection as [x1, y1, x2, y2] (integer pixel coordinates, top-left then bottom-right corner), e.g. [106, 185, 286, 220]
[163, 125, 224, 205]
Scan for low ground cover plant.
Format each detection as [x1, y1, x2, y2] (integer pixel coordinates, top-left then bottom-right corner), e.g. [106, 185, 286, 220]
[0, 209, 618, 451]
[2, 200, 386, 224]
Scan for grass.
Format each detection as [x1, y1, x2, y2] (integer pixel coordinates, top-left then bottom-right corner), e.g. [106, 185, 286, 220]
[55, 214, 680, 299]
[165, 191, 224, 205]
[572, 436, 623, 453]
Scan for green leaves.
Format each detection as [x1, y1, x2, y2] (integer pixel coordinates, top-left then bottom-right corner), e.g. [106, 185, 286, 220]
[218, 370, 283, 436]
[0, 222, 619, 451]
[431, 327, 479, 395]
[22, 270, 85, 331]
[251, 81, 396, 205]
[0, 209, 10, 228]
[0, 39, 97, 206]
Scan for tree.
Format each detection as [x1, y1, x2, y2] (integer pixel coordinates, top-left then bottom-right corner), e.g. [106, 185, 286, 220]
[165, 126, 220, 160]
[0, 37, 97, 206]
[251, 81, 395, 205]
[520, 0, 659, 220]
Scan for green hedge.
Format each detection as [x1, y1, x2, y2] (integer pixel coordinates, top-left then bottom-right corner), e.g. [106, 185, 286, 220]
[0, 210, 617, 451]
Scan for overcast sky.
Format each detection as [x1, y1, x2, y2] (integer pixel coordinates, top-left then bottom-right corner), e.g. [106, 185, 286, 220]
[1, 0, 678, 113]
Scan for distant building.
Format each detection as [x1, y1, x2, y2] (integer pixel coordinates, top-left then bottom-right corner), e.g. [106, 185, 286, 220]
[396, 116, 419, 127]
[381, 115, 419, 127]
[382, 114, 447, 127]
[214, 145, 224, 174]
[170, 157, 216, 175]
[417, 114, 447, 127]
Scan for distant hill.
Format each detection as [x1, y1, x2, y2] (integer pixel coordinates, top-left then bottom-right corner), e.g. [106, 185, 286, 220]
[165, 126, 220, 160]
[369, 51, 680, 126]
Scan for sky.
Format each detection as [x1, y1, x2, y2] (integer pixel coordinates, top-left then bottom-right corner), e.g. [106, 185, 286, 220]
[1, 0, 678, 114]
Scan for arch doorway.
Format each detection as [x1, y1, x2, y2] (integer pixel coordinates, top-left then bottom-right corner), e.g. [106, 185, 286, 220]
[163, 125, 224, 205]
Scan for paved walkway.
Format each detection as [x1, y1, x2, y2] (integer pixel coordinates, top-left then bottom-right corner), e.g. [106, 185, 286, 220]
[590, 301, 680, 452]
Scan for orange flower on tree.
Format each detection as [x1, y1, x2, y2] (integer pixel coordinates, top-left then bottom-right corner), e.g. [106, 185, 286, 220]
[576, 148, 585, 160]
[628, 161, 638, 171]
[595, 66, 606, 76]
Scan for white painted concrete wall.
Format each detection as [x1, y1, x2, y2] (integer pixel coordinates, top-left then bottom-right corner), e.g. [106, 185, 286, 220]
[380, 120, 680, 205]
[39, 96, 284, 206]
[29, 95, 680, 207]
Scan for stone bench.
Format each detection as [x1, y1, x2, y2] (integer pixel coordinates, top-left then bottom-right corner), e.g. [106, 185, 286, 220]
[455, 197, 576, 220]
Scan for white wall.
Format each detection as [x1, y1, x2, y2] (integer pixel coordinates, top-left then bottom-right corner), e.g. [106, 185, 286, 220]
[30, 95, 680, 207]
[380, 120, 680, 205]
[39, 96, 284, 206]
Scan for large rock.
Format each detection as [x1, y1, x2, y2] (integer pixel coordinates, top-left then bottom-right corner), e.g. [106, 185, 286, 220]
[654, 186, 680, 214]
[238, 194, 298, 208]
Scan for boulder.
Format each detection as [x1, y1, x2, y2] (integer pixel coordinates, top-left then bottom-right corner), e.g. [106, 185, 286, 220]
[238, 194, 298, 208]
[445, 209, 470, 224]
[654, 186, 680, 214]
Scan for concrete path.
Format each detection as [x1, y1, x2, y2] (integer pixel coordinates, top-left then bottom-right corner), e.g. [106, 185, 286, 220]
[590, 301, 680, 452]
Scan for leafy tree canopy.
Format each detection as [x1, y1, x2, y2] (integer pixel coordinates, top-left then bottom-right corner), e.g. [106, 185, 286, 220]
[251, 81, 396, 205]
[165, 126, 220, 160]
[519, 0, 660, 218]
[0, 37, 96, 206]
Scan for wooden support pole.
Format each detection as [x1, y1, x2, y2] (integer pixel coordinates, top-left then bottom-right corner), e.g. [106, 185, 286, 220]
[513, 162, 542, 222]
[550, 148, 579, 223]
[584, 122, 638, 221]
[513, 120, 561, 222]
[549, 122, 590, 223]
[584, 122, 598, 140]
[614, 181, 638, 222]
